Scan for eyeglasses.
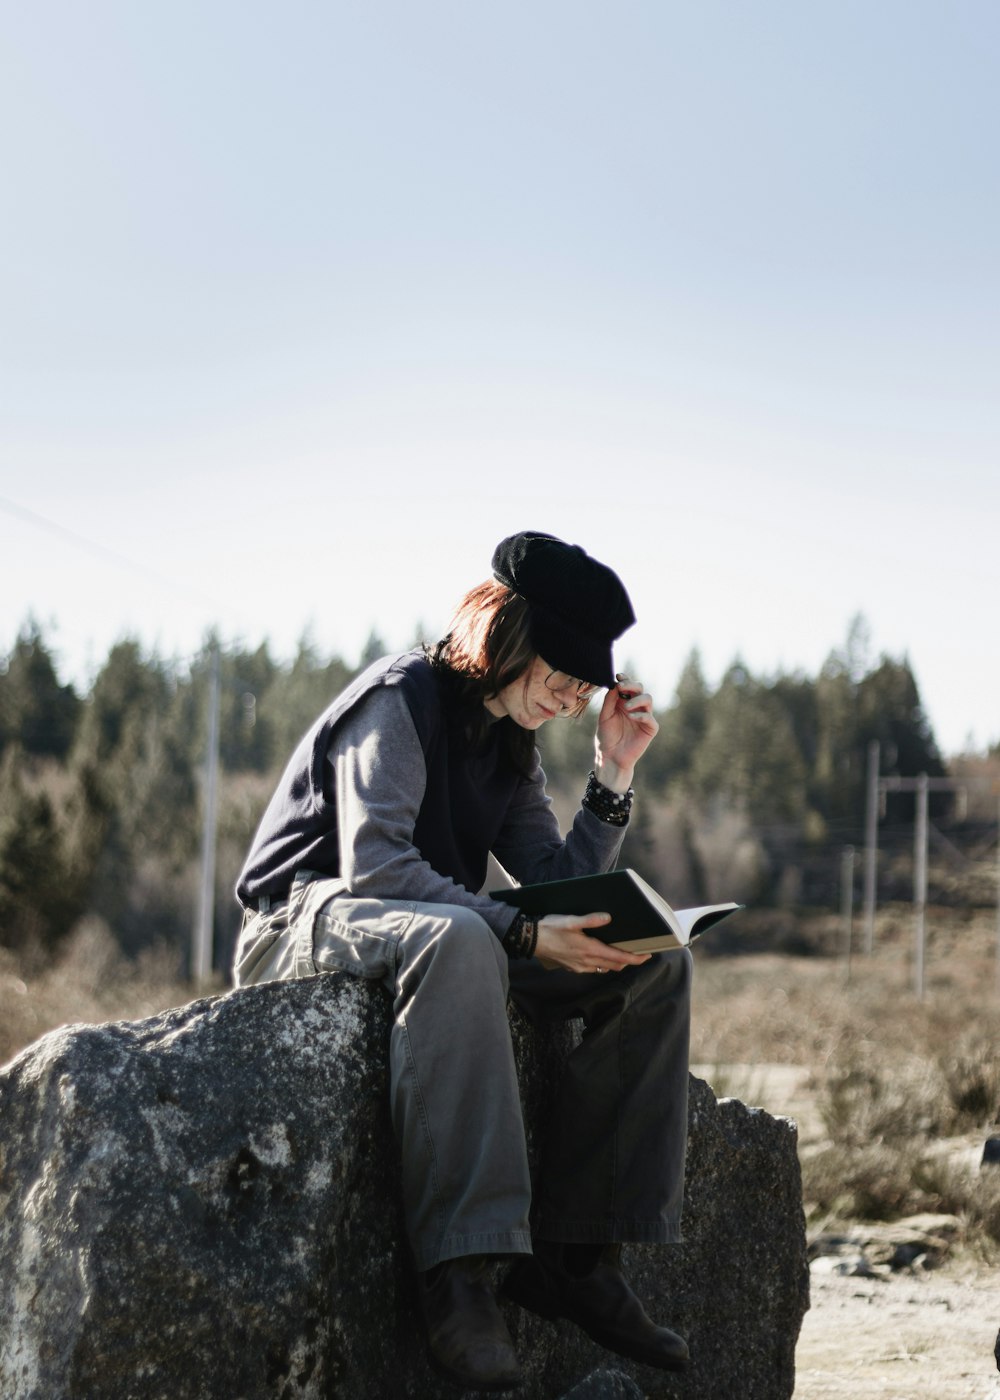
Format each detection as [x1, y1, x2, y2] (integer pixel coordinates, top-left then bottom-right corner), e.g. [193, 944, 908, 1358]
[543, 669, 601, 705]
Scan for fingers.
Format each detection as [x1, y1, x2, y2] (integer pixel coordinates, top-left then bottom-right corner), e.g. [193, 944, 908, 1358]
[582, 934, 651, 974]
[534, 917, 652, 975]
[611, 674, 657, 723]
[570, 911, 613, 929]
[565, 924, 642, 972]
[538, 911, 612, 934]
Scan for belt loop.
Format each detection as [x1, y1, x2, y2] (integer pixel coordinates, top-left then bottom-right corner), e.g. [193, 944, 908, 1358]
[258, 894, 271, 914]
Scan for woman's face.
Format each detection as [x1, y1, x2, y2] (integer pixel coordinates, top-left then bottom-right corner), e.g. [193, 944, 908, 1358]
[484, 656, 596, 729]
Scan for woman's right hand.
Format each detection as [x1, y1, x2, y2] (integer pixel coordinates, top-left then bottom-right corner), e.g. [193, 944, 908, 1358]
[533, 912, 652, 974]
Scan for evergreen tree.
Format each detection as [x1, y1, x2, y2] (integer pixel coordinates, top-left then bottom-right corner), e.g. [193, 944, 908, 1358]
[858, 655, 947, 822]
[653, 649, 710, 787]
[69, 640, 198, 943]
[689, 661, 809, 825]
[0, 620, 80, 760]
[0, 746, 84, 949]
[262, 635, 354, 762]
[812, 647, 861, 828]
[170, 637, 280, 775]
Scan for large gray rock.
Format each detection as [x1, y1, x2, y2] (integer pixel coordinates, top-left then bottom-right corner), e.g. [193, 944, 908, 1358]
[0, 973, 808, 1399]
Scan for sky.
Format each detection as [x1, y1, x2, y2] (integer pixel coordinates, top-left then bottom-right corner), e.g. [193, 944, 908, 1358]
[2, 1, 997, 756]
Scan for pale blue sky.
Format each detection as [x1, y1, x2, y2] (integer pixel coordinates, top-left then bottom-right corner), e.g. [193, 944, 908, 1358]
[2, 1, 997, 754]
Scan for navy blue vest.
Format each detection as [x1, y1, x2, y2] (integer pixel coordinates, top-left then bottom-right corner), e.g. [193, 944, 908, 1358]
[236, 651, 522, 905]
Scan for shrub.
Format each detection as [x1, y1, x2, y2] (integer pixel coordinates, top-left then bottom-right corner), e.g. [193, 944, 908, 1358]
[0, 918, 199, 1068]
[938, 1030, 1000, 1124]
[802, 1141, 944, 1222]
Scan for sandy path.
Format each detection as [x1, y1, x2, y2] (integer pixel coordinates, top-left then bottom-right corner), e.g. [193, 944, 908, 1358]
[795, 1264, 1000, 1399]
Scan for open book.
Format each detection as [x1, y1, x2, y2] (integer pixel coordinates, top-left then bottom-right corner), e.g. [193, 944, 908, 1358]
[490, 868, 742, 953]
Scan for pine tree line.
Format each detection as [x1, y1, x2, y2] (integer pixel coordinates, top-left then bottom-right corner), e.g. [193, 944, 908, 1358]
[0, 616, 974, 973]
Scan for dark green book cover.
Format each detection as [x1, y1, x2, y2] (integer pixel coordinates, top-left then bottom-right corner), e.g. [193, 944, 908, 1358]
[490, 868, 741, 952]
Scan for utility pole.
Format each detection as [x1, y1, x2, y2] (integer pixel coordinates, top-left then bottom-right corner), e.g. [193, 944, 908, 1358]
[996, 794, 1000, 997]
[877, 772, 964, 999]
[913, 774, 929, 1000]
[193, 645, 221, 984]
[862, 740, 880, 954]
[840, 846, 856, 984]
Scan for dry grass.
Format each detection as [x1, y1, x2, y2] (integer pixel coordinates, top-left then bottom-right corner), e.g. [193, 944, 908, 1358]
[0, 918, 219, 1068]
[692, 904, 1000, 1255]
[692, 905, 1000, 1067]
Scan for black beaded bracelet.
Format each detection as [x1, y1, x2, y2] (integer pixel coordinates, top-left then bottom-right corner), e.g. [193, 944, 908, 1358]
[502, 911, 539, 960]
[582, 770, 634, 826]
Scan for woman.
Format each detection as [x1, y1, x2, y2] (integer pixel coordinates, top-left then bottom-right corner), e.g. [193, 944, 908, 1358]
[234, 530, 692, 1391]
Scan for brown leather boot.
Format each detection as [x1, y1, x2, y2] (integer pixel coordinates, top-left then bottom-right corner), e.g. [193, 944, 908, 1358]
[503, 1241, 689, 1372]
[418, 1255, 522, 1391]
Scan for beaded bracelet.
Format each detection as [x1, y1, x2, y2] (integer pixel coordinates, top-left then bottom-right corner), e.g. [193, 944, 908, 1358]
[582, 769, 634, 826]
[502, 911, 539, 960]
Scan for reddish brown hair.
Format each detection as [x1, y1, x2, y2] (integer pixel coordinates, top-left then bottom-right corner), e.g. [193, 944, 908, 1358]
[443, 580, 592, 720]
[437, 581, 535, 694]
[428, 581, 537, 769]
[429, 581, 591, 770]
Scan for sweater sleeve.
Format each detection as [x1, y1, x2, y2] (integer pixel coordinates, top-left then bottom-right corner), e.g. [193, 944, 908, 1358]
[490, 746, 628, 888]
[326, 685, 520, 938]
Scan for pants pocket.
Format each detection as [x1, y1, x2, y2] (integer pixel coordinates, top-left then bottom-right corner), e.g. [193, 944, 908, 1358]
[312, 895, 417, 982]
[233, 908, 296, 986]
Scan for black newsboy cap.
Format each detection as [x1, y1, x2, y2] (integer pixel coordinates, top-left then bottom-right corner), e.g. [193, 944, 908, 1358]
[491, 530, 636, 689]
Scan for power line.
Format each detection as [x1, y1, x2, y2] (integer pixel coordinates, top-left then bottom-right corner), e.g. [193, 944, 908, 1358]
[0, 492, 229, 619]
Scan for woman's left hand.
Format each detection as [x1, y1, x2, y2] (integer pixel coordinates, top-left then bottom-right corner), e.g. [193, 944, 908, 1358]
[593, 674, 659, 793]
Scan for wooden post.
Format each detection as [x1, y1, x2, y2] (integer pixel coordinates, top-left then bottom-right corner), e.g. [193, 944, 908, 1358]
[873, 771, 963, 999]
[193, 645, 220, 984]
[996, 795, 1000, 996]
[841, 846, 855, 984]
[914, 774, 929, 1000]
[862, 740, 880, 954]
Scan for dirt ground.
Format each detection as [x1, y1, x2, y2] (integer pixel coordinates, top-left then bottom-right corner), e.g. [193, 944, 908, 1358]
[795, 1262, 1000, 1399]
